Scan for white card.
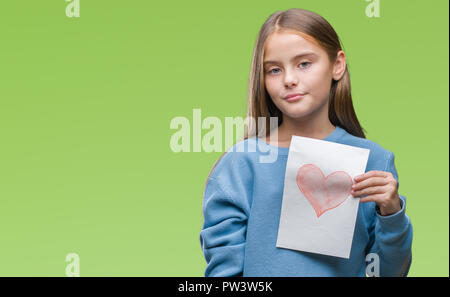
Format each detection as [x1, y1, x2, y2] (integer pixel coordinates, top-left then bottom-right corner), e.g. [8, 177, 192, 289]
[276, 135, 370, 259]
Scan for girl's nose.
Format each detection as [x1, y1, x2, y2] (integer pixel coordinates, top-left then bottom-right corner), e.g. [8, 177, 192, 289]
[284, 70, 299, 87]
[284, 79, 298, 89]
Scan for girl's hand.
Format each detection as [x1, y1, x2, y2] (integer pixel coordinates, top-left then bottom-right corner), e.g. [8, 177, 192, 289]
[350, 170, 402, 216]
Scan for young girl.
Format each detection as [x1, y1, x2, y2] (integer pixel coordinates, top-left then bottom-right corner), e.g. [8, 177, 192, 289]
[199, 8, 413, 277]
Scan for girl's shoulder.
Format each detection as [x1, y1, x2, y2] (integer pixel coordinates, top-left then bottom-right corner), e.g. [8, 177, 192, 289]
[206, 138, 260, 181]
[336, 127, 395, 168]
[203, 138, 260, 201]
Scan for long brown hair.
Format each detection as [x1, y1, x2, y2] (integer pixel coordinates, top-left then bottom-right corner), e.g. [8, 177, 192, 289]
[204, 8, 365, 186]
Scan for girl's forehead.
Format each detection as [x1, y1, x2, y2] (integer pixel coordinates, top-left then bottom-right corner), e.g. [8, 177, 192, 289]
[264, 32, 323, 59]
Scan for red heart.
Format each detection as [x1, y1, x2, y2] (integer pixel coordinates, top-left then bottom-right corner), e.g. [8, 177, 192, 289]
[296, 164, 353, 218]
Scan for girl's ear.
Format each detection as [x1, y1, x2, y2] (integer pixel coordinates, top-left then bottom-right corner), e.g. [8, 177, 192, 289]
[332, 50, 346, 81]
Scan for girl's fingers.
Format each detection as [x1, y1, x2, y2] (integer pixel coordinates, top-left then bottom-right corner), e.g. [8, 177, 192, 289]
[354, 171, 388, 182]
[352, 177, 387, 191]
[351, 185, 386, 197]
[358, 194, 383, 203]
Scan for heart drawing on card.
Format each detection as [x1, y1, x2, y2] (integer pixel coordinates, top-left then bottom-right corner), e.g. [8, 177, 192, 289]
[296, 164, 353, 218]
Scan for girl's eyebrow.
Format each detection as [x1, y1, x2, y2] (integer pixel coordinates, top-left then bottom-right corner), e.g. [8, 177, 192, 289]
[263, 51, 317, 66]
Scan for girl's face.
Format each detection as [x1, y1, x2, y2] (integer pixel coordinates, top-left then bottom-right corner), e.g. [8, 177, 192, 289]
[263, 31, 346, 123]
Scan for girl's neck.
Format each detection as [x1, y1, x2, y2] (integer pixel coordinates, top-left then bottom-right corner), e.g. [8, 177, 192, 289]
[265, 117, 336, 148]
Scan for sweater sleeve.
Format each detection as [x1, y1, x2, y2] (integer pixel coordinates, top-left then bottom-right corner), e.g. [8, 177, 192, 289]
[367, 152, 413, 277]
[199, 175, 249, 277]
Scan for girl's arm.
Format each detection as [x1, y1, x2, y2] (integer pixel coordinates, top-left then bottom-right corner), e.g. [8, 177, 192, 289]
[358, 152, 413, 276]
[199, 176, 249, 277]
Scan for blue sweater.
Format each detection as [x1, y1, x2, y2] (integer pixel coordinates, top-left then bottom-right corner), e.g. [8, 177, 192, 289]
[199, 125, 413, 277]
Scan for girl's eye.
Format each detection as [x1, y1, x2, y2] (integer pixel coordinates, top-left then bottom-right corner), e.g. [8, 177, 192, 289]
[266, 62, 311, 74]
[299, 62, 311, 69]
[267, 68, 281, 74]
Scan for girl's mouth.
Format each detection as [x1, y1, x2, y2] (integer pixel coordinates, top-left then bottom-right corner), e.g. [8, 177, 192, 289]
[285, 94, 306, 102]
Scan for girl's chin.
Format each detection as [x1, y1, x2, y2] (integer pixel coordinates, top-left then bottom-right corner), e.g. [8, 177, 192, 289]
[278, 106, 310, 117]
[281, 107, 322, 120]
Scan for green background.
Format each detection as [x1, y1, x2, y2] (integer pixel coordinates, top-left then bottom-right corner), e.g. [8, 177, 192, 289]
[0, 0, 448, 276]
